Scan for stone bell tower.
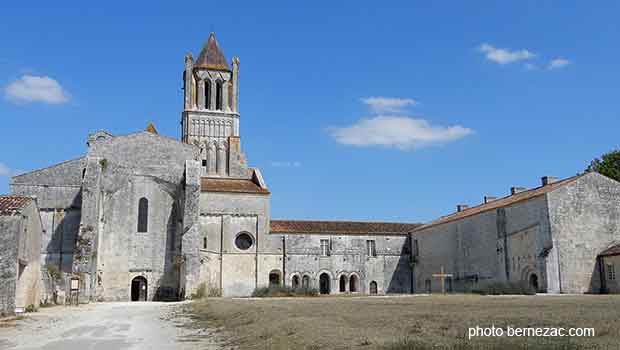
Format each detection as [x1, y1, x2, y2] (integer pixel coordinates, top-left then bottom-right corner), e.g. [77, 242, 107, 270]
[181, 33, 247, 177]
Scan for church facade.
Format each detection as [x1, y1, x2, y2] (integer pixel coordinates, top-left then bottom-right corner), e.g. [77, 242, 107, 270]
[4, 34, 620, 305]
[8, 34, 417, 301]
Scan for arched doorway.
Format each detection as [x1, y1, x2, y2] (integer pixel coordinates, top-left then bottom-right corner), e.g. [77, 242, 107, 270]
[131, 276, 147, 301]
[302, 275, 310, 289]
[369, 281, 378, 295]
[319, 273, 330, 294]
[339, 275, 347, 292]
[529, 274, 539, 292]
[269, 270, 281, 286]
[292, 275, 300, 289]
[349, 275, 359, 293]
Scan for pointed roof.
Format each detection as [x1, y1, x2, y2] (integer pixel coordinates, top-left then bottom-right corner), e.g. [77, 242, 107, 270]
[195, 33, 230, 70]
[145, 122, 158, 134]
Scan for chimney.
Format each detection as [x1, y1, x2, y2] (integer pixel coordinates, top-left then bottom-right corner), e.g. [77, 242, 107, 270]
[541, 176, 559, 186]
[511, 187, 527, 195]
[484, 196, 497, 204]
[456, 204, 469, 212]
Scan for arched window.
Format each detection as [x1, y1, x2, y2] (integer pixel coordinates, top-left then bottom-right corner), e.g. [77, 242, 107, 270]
[137, 197, 148, 233]
[269, 270, 282, 286]
[302, 275, 310, 289]
[203, 237, 207, 250]
[369, 281, 378, 295]
[205, 80, 211, 110]
[349, 275, 358, 293]
[319, 273, 330, 295]
[215, 81, 223, 110]
[339, 275, 347, 293]
[292, 275, 300, 289]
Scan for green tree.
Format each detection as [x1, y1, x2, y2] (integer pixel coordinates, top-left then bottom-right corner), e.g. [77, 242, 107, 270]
[586, 150, 620, 182]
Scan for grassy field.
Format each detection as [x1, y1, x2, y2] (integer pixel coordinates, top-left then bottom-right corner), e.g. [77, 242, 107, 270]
[188, 294, 620, 350]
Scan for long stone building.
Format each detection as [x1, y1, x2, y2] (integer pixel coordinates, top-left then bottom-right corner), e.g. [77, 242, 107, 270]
[2, 34, 620, 305]
[410, 173, 620, 294]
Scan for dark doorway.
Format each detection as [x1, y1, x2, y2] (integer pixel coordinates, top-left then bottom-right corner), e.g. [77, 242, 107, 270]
[529, 274, 539, 292]
[131, 276, 148, 301]
[349, 275, 358, 292]
[269, 270, 281, 286]
[369, 281, 378, 295]
[339, 275, 347, 292]
[319, 273, 330, 294]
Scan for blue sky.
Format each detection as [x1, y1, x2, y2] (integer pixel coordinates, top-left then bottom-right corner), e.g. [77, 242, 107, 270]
[1, 1, 619, 223]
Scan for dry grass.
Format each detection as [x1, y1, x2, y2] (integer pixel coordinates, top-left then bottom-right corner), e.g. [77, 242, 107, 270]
[189, 294, 620, 350]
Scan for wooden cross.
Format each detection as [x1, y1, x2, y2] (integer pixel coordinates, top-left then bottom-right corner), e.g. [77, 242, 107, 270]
[432, 266, 453, 294]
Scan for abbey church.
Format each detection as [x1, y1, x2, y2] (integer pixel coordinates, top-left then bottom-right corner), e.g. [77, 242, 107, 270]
[2, 34, 620, 311]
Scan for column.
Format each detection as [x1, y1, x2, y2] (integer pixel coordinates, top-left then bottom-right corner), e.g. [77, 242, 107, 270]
[197, 79, 205, 110]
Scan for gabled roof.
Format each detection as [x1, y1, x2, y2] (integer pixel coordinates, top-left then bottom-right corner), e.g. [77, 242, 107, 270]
[201, 177, 269, 194]
[195, 33, 230, 70]
[0, 196, 33, 216]
[270, 220, 421, 235]
[413, 175, 584, 232]
[599, 244, 620, 257]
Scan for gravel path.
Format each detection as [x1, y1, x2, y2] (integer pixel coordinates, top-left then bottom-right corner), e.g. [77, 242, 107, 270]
[0, 301, 223, 350]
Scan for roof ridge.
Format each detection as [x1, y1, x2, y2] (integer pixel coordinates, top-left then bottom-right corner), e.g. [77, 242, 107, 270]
[413, 174, 584, 231]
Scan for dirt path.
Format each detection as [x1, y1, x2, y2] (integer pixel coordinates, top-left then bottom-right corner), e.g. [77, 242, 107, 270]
[0, 301, 223, 350]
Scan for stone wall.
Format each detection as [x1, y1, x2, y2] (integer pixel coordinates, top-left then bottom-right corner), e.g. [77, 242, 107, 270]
[14, 202, 42, 310]
[411, 194, 552, 293]
[0, 216, 19, 314]
[282, 234, 411, 294]
[193, 191, 270, 297]
[84, 131, 199, 301]
[0, 201, 42, 314]
[546, 173, 620, 293]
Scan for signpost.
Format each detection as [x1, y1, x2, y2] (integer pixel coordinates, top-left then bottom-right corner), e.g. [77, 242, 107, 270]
[69, 277, 80, 306]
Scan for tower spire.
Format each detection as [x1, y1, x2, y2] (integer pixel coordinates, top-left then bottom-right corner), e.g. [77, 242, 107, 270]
[195, 33, 230, 70]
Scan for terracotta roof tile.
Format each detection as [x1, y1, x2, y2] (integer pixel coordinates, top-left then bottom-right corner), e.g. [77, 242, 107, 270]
[201, 178, 269, 194]
[413, 175, 583, 232]
[195, 33, 230, 70]
[270, 220, 421, 235]
[0, 196, 33, 216]
[599, 244, 620, 257]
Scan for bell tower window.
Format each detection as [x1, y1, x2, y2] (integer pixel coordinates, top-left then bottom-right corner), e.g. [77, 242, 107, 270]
[216, 80, 223, 111]
[205, 80, 212, 110]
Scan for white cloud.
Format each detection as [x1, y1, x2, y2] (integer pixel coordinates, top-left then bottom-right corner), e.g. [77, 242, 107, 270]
[0, 163, 14, 177]
[270, 161, 302, 168]
[328, 116, 473, 150]
[4, 75, 70, 104]
[361, 97, 417, 114]
[478, 43, 536, 65]
[548, 58, 571, 70]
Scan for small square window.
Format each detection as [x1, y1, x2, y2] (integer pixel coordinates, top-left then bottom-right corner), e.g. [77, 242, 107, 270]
[608, 264, 616, 280]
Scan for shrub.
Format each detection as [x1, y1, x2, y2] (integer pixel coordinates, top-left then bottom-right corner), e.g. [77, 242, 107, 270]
[25, 304, 36, 313]
[251, 285, 319, 297]
[469, 281, 535, 296]
[45, 265, 62, 282]
[191, 283, 207, 299]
